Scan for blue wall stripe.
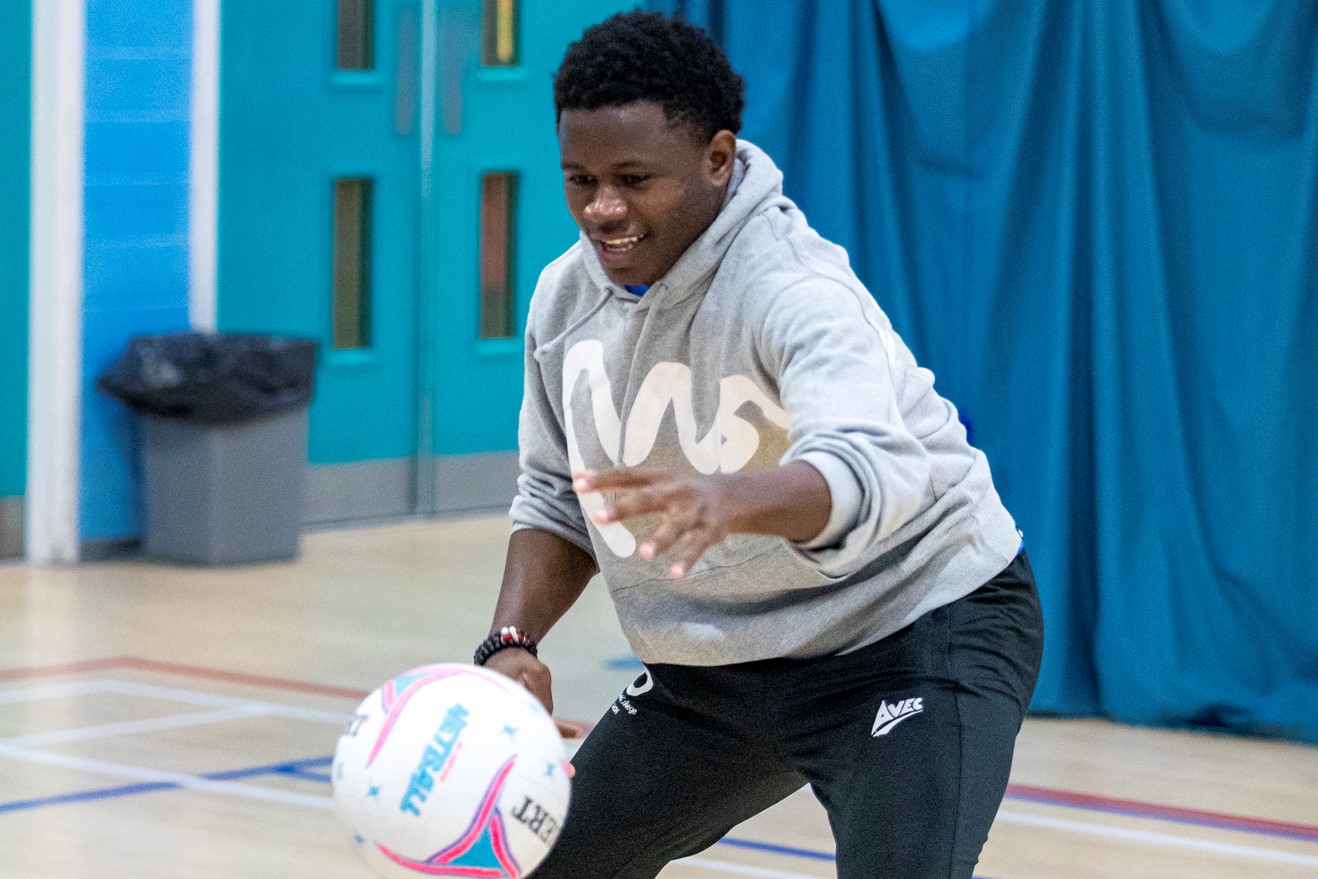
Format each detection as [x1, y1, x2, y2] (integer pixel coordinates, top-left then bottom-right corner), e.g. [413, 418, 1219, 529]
[80, 0, 194, 542]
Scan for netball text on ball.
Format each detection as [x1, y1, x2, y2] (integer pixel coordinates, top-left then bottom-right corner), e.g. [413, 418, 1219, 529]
[399, 703, 470, 816]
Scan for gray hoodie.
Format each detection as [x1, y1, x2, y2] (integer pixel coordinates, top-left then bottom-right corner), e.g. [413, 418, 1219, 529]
[510, 140, 1021, 666]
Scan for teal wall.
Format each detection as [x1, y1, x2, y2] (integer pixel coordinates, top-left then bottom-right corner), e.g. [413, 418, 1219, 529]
[0, 0, 31, 500]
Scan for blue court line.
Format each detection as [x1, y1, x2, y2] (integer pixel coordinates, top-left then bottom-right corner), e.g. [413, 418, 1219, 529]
[711, 838, 991, 875]
[276, 766, 333, 783]
[0, 780, 178, 813]
[716, 836, 834, 861]
[207, 755, 331, 782]
[0, 756, 332, 814]
[0, 754, 1004, 875]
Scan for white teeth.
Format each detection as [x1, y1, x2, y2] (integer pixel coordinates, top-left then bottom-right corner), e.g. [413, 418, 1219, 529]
[603, 236, 641, 246]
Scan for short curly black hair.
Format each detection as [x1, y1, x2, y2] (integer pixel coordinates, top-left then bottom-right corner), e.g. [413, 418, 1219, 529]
[553, 10, 745, 141]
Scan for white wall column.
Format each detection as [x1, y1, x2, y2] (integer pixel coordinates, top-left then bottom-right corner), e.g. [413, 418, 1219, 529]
[189, 0, 219, 331]
[27, 0, 87, 563]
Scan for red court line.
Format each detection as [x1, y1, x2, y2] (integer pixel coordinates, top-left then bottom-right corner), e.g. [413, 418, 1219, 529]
[0, 657, 594, 737]
[0, 656, 370, 700]
[112, 657, 372, 700]
[0, 657, 130, 683]
[1006, 783, 1318, 842]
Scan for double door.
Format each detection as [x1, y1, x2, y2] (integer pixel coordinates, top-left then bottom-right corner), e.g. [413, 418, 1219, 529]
[219, 0, 626, 521]
[0, 0, 30, 556]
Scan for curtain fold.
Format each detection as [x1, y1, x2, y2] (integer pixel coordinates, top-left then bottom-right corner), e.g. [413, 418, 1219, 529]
[654, 0, 1318, 741]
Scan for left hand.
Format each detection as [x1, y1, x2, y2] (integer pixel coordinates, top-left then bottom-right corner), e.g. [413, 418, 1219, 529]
[574, 467, 734, 578]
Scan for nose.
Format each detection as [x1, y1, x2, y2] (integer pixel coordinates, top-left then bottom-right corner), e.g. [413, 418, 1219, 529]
[582, 186, 626, 226]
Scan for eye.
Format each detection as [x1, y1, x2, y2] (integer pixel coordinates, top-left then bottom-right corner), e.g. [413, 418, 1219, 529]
[620, 174, 651, 187]
[565, 174, 595, 187]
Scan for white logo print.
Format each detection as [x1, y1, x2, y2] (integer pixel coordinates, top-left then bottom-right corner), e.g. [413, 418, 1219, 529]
[612, 671, 654, 717]
[871, 697, 924, 737]
[624, 670, 654, 697]
[562, 339, 791, 558]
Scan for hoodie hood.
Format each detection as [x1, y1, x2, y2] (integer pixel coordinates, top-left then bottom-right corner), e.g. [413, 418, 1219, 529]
[578, 140, 791, 306]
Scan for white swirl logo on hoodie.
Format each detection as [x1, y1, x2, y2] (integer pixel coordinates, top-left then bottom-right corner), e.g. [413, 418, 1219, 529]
[562, 339, 790, 557]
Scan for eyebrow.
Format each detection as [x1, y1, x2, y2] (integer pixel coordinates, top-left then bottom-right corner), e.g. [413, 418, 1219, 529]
[561, 159, 651, 171]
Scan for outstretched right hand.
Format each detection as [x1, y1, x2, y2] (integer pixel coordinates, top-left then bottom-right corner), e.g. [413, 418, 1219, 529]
[484, 648, 554, 716]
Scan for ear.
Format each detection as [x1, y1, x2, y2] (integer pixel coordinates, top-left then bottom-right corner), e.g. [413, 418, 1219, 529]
[704, 130, 738, 186]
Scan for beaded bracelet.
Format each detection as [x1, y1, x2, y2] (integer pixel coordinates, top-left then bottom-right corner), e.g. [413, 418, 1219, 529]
[473, 625, 539, 666]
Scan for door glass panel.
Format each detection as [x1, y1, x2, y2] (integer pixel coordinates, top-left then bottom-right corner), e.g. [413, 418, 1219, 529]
[479, 172, 517, 339]
[333, 178, 373, 350]
[482, 0, 519, 66]
[337, 0, 374, 70]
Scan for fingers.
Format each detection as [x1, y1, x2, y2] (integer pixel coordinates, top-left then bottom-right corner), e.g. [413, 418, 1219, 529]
[631, 504, 722, 578]
[518, 661, 554, 715]
[485, 649, 554, 714]
[594, 485, 673, 525]
[553, 718, 589, 739]
[577, 469, 680, 526]
[574, 467, 727, 578]
[573, 467, 666, 492]
[667, 529, 713, 579]
[639, 511, 695, 560]
[518, 669, 551, 712]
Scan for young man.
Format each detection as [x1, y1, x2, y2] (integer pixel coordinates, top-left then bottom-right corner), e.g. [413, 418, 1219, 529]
[474, 11, 1043, 879]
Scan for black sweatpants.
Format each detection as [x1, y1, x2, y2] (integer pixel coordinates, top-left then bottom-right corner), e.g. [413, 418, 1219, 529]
[533, 552, 1044, 879]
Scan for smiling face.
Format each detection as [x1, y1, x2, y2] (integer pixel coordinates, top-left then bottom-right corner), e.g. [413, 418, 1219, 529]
[558, 102, 737, 286]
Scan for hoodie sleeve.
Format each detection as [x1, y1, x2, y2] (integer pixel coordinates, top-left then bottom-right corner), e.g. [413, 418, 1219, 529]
[507, 298, 596, 559]
[759, 278, 933, 578]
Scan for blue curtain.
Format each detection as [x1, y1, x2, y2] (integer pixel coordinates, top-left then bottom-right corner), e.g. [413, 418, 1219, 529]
[651, 0, 1318, 742]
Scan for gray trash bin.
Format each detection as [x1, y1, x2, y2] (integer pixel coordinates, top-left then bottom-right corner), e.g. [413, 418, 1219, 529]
[139, 407, 309, 565]
[97, 331, 317, 565]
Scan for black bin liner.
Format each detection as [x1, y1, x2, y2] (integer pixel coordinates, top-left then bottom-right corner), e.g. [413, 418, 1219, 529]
[97, 332, 317, 425]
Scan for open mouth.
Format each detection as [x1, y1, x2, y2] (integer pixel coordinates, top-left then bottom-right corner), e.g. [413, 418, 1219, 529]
[595, 234, 646, 255]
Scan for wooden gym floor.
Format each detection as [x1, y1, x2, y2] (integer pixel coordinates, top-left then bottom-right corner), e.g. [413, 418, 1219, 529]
[1, 516, 1315, 878]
